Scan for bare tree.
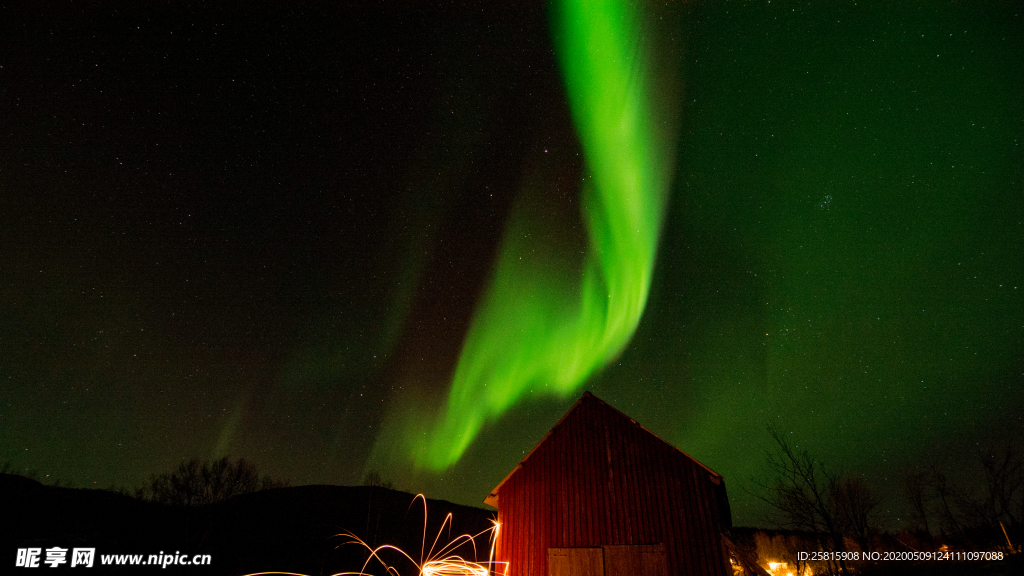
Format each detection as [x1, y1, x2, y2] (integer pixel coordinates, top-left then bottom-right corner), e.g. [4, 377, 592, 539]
[940, 443, 1024, 548]
[362, 470, 394, 490]
[928, 466, 966, 543]
[140, 456, 288, 506]
[832, 477, 879, 553]
[900, 445, 1023, 550]
[899, 467, 933, 536]
[753, 425, 851, 576]
[977, 443, 1023, 535]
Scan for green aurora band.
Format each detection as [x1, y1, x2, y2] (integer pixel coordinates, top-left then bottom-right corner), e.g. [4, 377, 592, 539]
[412, 0, 678, 469]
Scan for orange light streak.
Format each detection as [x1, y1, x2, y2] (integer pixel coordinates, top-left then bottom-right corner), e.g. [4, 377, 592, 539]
[421, 558, 490, 576]
[241, 495, 507, 576]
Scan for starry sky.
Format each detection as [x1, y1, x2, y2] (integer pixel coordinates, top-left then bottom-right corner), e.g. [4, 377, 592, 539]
[2, 1, 1021, 527]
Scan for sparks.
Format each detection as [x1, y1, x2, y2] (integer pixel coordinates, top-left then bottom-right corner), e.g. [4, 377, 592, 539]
[241, 495, 506, 576]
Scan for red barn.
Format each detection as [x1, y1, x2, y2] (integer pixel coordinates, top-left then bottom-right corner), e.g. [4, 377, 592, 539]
[484, 392, 732, 576]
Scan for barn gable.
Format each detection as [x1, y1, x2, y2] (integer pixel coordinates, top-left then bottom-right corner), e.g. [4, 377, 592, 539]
[486, 392, 731, 576]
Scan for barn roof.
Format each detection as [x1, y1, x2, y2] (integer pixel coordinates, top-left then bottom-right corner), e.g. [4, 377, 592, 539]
[484, 391, 722, 507]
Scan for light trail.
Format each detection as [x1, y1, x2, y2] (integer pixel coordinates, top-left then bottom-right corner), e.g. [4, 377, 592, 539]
[241, 495, 506, 576]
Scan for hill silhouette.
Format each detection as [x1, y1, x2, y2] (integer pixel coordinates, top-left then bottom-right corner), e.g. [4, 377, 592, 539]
[2, 473, 495, 575]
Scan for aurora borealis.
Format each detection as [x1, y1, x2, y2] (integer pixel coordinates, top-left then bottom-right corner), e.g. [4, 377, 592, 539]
[2, 0, 1022, 527]
[390, 0, 679, 471]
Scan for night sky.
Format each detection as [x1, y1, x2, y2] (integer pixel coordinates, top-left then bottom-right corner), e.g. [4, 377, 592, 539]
[3, 1, 1022, 527]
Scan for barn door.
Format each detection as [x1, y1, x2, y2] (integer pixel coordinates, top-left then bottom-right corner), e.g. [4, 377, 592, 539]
[603, 544, 667, 576]
[548, 545, 666, 576]
[548, 547, 603, 576]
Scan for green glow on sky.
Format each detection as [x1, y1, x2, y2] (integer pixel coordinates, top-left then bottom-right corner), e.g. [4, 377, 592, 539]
[409, 0, 678, 469]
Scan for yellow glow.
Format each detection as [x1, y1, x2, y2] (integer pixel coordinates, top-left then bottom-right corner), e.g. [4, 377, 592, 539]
[764, 561, 805, 576]
[421, 558, 489, 576]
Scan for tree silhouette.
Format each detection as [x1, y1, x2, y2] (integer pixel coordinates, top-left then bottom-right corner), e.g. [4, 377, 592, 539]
[362, 470, 395, 490]
[752, 425, 852, 576]
[832, 476, 879, 553]
[139, 456, 287, 506]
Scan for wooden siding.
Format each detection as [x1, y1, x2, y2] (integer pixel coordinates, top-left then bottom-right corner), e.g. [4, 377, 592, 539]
[493, 393, 730, 576]
[603, 544, 668, 576]
[547, 548, 603, 576]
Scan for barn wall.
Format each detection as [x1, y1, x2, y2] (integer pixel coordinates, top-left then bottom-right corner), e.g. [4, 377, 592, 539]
[495, 396, 729, 576]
